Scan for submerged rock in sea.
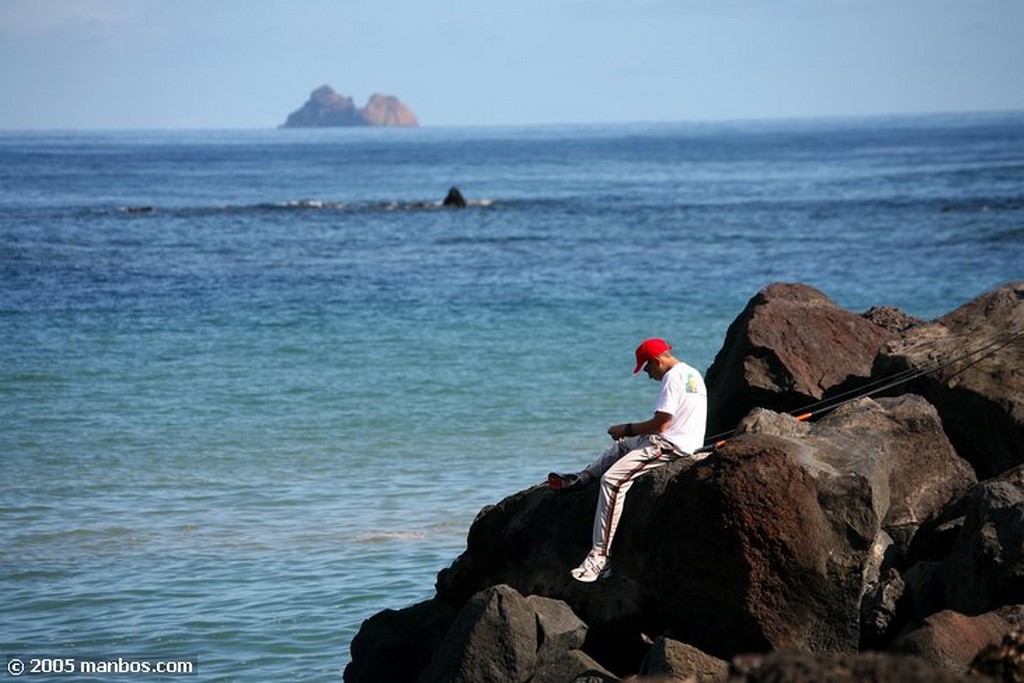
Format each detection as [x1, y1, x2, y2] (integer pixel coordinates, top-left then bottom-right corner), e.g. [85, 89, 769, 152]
[343, 281, 1024, 683]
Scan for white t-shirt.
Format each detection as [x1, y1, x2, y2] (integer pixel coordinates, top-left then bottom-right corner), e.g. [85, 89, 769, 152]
[654, 362, 708, 453]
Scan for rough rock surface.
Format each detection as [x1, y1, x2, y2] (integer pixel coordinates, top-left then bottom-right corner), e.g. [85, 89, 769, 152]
[873, 281, 1024, 478]
[728, 649, 987, 682]
[414, 584, 590, 683]
[642, 637, 729, 681]
[417, 584, 538, 683]
[704, 283, 899, 437]
[907, 465, 1024, 616]
[872, 395, 976, 556]
[432, 395, 968, 664]
[344, 282, 1024, 683]
[280, 85, 418, 128]
[890, 608, 1024, 674]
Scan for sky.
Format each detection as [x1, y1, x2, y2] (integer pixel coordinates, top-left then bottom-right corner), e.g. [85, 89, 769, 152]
[0, 0, 1022, 129]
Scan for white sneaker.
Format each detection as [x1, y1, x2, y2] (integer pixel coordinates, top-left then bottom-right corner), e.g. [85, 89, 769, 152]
[571, 551, 611, 583]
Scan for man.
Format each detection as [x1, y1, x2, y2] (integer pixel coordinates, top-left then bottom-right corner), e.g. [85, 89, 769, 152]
[548, 338, 708, 582]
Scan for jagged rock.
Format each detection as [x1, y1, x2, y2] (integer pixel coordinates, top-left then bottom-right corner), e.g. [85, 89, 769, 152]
[641, 638, 728, 682]
[735, 395, 974, 560]
[872, 395, 977, 557]
[941, 466, 1024, 614]
[343, 598, 456, 683]
[417, 585, 538, 683]
[890, 607, 1024, 674]
[906, 466, 1024, 617]
[705, 283, 898, 437]
[862, 305, 927, 333]
[280, 85, 418, 128]
[861, 567, 907, 648]
[416, 585, 589, 683]
[728, 649, 987, 682]
[873, 281, 1024, 478]
[526, 594, 589, 663]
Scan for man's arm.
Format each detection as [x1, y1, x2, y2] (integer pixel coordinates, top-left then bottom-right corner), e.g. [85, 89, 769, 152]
[608, 411, 672, 440]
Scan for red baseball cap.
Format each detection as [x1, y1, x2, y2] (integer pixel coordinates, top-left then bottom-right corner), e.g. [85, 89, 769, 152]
[633, 338, 672, 374]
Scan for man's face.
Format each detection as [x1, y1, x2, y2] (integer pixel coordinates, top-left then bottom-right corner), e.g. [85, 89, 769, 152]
[643, 356, 666, 381]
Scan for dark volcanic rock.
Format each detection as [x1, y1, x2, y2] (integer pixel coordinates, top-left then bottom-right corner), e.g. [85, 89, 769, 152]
[416, 584, 588, 683]
[281, 85, 418, 128]
[345, 282, 1024, 683]
[434, 396, 962, 662]
[442, 186, 467, 208]
[418, 584, 537, 683]
[343, 598, 455, 683]
[938, 466, 1024, 615]
[872, 395, 976, 556]
[873, 281, 1024, 478]
[704, 283, 898, 437]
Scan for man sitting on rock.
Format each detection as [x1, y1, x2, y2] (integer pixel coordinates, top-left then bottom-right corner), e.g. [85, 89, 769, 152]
[549, 338, 708, 582]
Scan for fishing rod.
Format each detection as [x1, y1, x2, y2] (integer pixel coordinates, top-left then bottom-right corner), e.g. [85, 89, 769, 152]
[698, 326, 1024, 452]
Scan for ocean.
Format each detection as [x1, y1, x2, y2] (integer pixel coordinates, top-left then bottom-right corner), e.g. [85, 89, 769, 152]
[1, 112, 1022, 681]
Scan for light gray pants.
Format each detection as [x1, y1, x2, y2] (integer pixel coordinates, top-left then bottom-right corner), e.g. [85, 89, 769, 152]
[582, 434, 690, 557]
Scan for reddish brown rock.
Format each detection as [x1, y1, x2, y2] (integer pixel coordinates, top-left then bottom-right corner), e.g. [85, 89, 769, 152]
[361, 93, 418, 126]
[705, 283, 897, 437]
[890, 608, 1024, 674]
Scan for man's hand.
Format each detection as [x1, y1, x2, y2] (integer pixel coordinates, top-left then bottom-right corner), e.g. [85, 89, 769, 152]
[607, 423, 630, 440]
[608, 412, 672, 440]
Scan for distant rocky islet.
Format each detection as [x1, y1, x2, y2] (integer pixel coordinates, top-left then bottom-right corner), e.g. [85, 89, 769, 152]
[280, 85, 418, 128]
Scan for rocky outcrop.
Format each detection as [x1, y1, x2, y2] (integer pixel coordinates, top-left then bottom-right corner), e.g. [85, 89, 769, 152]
[280, 85, 418, 128]
[874, 282, 1024, 478]
[344, 281, 1024, 683]
[704, 283, 902, 437]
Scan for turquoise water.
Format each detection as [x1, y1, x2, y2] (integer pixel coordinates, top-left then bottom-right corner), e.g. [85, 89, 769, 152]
[2, 114, 1023, 680]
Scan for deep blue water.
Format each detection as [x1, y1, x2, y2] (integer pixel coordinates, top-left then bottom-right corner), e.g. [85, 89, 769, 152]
[2, 113, 1022, 681]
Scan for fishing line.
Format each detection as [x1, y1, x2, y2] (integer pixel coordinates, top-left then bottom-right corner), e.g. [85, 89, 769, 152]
[699, 326, 1023, 451]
